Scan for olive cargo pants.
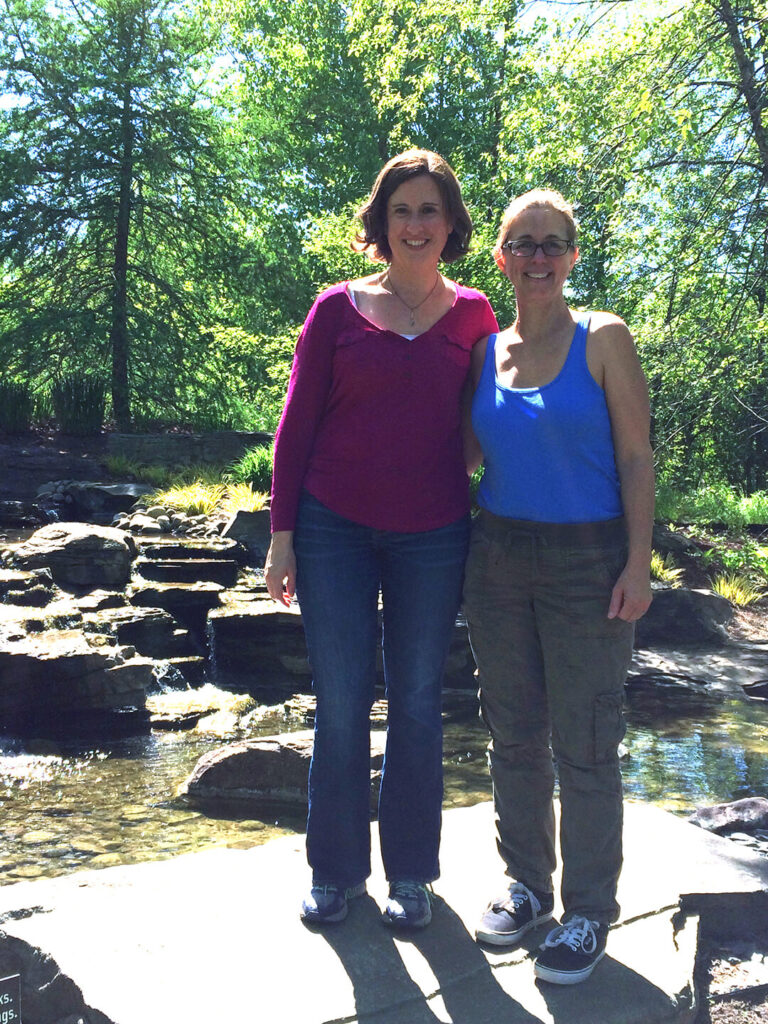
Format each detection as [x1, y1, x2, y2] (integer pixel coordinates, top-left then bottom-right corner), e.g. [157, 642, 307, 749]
[463, 510, 635, 924]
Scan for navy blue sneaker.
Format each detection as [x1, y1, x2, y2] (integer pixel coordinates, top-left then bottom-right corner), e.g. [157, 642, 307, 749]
[534, 916, 609, 984]
[300, 881, 366, 924]
[383, 881, 434, 929]
[475, 881, 555, 946]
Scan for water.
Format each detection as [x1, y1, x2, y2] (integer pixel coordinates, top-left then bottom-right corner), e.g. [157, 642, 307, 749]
[1, 685, 765, 885]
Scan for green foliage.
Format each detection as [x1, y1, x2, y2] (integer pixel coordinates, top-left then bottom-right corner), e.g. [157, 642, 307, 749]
[0, 0, 766, 492]
[656, 481, 768, 530]
[151, 481, 226, 516]
[700, 538, 768, 587]
[711, 572, 765, 607]
[0, 379, 33, 433]
[227, 444, 274, 493]
[650, 551, 684, 588]
[220, 482, 269, 514]
[51, 373, 106, 435]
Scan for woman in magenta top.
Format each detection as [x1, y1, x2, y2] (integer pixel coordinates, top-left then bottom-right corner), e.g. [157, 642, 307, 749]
[265, 149, 497, 930]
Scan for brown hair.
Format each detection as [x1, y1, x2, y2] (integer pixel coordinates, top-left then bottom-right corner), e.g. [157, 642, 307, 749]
[354, 149, 473, 263]
[496, 188, 579, 251]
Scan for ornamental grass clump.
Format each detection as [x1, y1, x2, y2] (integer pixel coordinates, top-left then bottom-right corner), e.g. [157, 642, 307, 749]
[0, 381, 33, 433]
[52, 372, 106, 435]
[650, 551, 685, 588]
[152, 481, 225, 516]
[712, 571, 765, 607]
[220, 482, 269, 514]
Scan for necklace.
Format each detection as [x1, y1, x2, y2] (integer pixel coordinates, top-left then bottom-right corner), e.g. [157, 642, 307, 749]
[382, 271, 441, 327]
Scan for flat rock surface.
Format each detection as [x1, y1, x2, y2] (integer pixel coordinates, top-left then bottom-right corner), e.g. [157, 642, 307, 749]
[0, 801, 766, 1024]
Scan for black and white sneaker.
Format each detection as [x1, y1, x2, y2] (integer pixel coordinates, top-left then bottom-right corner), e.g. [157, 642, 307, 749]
[534, 916, 608, 984]
[475, 881, 555, 946]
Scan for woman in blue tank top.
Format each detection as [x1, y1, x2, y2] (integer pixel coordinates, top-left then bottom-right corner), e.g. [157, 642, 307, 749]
[463, 189, 654, 985]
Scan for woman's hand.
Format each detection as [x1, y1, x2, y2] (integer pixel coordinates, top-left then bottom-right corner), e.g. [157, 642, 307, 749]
[608, 561, 652, 622]
[264, 531, 296, 607]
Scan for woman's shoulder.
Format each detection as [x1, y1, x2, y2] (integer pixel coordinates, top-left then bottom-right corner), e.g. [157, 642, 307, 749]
[304, 281, 354, 320]
[583, 309, 631, 336]
[453, 281, 493, 304]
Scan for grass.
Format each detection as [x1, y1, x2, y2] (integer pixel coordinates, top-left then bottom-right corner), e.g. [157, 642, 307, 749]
[219, 482, 269, 514]
[146, 479, 268, 517]
[656, 481, 768, 530]
[650, 551, 684, 587]
[151, 481, 226, 516]
[711, 572, 765, 607]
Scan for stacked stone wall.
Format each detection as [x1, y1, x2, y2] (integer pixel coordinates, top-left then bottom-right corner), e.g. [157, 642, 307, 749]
[107, 430, 273, 466]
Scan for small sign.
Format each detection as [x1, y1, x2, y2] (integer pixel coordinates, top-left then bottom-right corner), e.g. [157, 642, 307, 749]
[0, 974, 20, 1023]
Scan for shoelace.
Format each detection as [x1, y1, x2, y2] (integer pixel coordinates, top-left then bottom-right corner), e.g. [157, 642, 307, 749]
[542, 916, 599, 953]
[391, 881, 434, 904]
[313, 884, 340, 897]
[495, 882, 535, 913]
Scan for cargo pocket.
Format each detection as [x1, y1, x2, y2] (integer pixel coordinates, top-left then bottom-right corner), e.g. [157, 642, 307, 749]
[593, 692, 626, 763]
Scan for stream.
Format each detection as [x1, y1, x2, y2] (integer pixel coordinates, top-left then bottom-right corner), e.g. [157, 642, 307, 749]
[1, 683, 766, 885]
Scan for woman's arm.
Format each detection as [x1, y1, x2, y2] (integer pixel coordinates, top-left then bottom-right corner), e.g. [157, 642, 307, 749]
[463, 335, 489, 475]
[594, 315, 655, 622]
[264, 530, 296, 607]
[266, 289, 340, 604]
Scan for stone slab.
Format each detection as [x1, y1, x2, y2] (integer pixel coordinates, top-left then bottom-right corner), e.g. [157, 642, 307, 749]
[0, 801, 765, 1024]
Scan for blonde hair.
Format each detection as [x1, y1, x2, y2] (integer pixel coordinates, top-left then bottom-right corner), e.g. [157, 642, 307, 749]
[496, 189, 578, 250]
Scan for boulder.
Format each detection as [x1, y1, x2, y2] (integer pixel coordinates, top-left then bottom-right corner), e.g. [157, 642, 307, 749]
[180, 729, 386, 810]
[146, 684, 255, 730]
[221, 509, 271, 564]
[0, 624, 154, 732]
[0, 566, 57, 607]
[82, 605, 200, 660]
[138, 538, 245, 563]
[628, 644, 768, 698]
[10, 523, 137, 590]
[134, 557, 238, 587]
[0, 499, 53, 528]
[208, 598, 477, 691]
[635, 587, 732, 647]
[37, 480, 153, 519]
[0, 931, 111, 1024]
[742, 679, 768, 700]
[129, 581, 223, 639]
[688, 796, 768, 834]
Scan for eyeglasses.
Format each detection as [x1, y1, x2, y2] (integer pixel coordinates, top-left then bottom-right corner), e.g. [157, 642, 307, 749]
[501, 238, 575, 257]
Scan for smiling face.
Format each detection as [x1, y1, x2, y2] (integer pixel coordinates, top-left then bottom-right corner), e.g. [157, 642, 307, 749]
[385, 174, 453, 271]
[499, 204, 579, 298]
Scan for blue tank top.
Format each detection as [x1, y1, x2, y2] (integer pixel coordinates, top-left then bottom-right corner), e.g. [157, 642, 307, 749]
[472, 315, 622, 523]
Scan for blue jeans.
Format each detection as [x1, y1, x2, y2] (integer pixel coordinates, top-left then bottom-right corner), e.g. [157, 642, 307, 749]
[294, 492, 470, 887]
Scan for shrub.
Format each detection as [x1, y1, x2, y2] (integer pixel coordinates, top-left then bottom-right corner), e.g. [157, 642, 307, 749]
[151, 481, 225, 516]
[52, 373, 106, 435]
[227, 445, 273, 492]
[712, 572, 764, 607]
[220, 482, 269, 514]
[650, 551, 684, 588]
[0, 381, 33, 433]
[656, 480, 768, 529]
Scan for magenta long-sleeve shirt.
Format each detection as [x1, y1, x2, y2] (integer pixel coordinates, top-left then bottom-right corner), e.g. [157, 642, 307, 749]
[270, 281, 498, 533]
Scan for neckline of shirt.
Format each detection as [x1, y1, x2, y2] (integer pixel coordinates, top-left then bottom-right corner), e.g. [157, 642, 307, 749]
[344, 280, 461, 340]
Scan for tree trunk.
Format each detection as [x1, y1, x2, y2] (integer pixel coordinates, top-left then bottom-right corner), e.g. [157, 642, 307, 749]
[109, 77, 133, 431]
[714, 0, 768, 179]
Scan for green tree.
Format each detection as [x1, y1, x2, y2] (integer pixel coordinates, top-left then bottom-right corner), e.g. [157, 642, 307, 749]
[0, 0, 248, 429]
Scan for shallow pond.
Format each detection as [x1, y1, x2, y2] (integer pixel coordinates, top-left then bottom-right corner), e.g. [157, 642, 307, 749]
[0, 684, 765, 885]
